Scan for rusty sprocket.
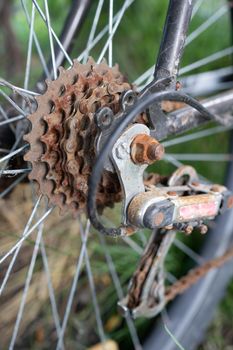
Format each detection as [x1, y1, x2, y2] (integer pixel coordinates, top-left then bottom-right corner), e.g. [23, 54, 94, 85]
[24, 58, 133, 216]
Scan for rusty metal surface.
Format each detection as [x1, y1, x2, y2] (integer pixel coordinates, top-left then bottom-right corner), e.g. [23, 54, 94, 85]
[165, 245, 233, 302]
[24, 58, 132, 215]
[130, 134, 164, 165]
[127, 231, 165, 309]
[111, 124, 150, 223]
[123, 229, 233, 318]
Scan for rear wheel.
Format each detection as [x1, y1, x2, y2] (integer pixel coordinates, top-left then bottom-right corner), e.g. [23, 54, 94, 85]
[0, 1, 233, 349]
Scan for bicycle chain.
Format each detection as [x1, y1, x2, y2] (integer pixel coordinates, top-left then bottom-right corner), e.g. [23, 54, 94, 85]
[127, 233, 233, 311]
[165, 244, 233, 302]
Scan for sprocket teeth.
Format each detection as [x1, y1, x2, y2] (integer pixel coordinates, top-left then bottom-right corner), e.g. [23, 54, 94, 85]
[45, 78, 51, 88]
[58, 66, 66, 76]
[87, 56, 95, 66]
[113, 63, 119, 71]
[101, 58, 108, 65]
[24, 58, 134, 215]
[23, 134, 29, 143]
[34, 95, 47, 108]
[73, 59, 81, 69]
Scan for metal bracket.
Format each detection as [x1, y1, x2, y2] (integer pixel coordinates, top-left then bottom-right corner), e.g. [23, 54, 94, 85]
[118, 230, 176, 319]
[111, 124, 150, 224]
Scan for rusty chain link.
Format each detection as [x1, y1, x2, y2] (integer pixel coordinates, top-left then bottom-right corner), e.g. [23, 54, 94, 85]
[125, 231, 233, 315]
[165, 244, 233, 302]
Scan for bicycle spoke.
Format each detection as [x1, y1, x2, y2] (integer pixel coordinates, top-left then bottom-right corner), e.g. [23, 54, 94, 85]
[0, 168, 31, 176]
[191, 0, 205, 18]
[180, 46, 233, 75]
[0, 115, 25, 127]
[40, 238, 64, 349]
[185, 6, 227, 47]
[135, 29, 233, 87]
[97, 0, 133, 63]
[79, 220, 106, 344]
[98, 233, 143, 350]
[123, 236, 144, 255]
[0, 207, 53, 266]
[1, 132, 24, 176]
[44, 0, 57, 79]
[23, 3, 35, 92]
[0, 104, 15, 134]
[162, 125, 233, 148]
[167, 153, 233, 161]
[165, 271, 177, 284]
[9, 219, 45, 349]
[0, 145, 28, 165]
[108, 0, 113, 67]
[78, 0, 134, 62]
[173, 238, 205, 265]
[21, 0, 50, 78]
[0, 174, 27, 199]
[83, 0, 105, 63]
[32, 0, 73, 66]
[0, 148, 10, 154]
[29, 185, 64, 347]
[0, 79, 38, 97]
[56, 219, 89, 350]
[134, 66, 153, 86]
[0, 195, 42, 295]
[0, 90, 27, 116]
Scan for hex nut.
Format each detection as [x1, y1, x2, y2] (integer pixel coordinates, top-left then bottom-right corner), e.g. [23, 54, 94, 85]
[130, 134, 164, 165]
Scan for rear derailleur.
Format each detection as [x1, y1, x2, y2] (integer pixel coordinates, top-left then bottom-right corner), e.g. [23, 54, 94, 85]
[95, 96, 233, 318]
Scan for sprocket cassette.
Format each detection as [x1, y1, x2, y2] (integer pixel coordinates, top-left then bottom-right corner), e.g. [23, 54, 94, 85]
[24, 58, 132, 216]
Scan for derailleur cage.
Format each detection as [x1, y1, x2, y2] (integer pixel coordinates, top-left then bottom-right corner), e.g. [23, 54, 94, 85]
[109, 124, 233, 234]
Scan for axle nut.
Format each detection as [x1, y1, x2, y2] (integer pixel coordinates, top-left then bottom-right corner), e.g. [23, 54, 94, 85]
[130, 134, 164, 165]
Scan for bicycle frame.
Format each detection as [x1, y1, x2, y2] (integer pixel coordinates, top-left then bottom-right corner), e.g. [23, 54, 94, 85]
[145, 0, 233, 141]
[154, 0, 193, 85]
[39, 0, 233, 138]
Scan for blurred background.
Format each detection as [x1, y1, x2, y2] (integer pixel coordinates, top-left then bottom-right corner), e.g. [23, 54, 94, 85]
[0, 0, 233, 349]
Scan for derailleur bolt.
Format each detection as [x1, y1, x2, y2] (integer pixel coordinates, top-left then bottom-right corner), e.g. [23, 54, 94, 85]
[94, 107, 113, 130]
[130, 134, 164, 165]
[199, 224, 208, 234]
[184, 225, 193, 235]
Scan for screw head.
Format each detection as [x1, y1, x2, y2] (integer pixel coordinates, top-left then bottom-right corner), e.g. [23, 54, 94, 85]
[184, 225, 193, 235]
[147, 143, 165, 161]
[116, 142, 128, 159]
[199, 224, 208, 234]
[94, 107, 113, 130]
[121, 90, 137, 110]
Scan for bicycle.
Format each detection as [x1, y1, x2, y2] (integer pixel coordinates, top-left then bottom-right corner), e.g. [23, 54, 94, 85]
[1, 0, 233, 349]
